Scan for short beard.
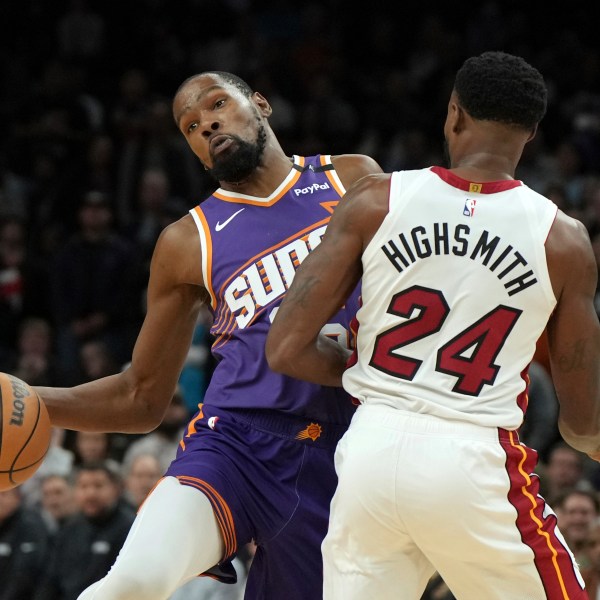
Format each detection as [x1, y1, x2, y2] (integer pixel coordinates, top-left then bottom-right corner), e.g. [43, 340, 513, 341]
[208, 123, 267, 184]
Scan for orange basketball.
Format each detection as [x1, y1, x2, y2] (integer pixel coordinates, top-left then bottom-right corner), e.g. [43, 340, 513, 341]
[0, 372, 51, 491]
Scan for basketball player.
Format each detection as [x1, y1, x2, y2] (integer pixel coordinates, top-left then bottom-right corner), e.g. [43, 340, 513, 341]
[34, 72, 382, 599]
[266, 51, 600, 599]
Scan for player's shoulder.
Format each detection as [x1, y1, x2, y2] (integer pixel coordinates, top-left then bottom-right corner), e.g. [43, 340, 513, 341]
[333, 172, 392, 232]
[156, 213, 197, 249]
[548, 209, 592, 255]
[152, 214, 203, 286]
[546, 209, 595, 294]
[329, 153, 384, 189]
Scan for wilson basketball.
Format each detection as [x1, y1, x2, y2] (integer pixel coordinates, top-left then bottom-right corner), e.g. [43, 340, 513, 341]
[0, 372, 51, 491]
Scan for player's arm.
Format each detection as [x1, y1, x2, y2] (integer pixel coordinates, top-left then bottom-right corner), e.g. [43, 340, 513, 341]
[35, 216, 207, 433]
[545, 211, 600, 457]
[266, 174, 390, 386]
[331, 154, 384, 190]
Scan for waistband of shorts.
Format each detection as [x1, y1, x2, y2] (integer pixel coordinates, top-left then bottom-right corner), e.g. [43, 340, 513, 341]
[215, 407, 348, 448]
[353, 403, 518, 443]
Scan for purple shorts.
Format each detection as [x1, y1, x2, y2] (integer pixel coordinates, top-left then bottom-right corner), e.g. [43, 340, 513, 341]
[165, 404, 348, 600]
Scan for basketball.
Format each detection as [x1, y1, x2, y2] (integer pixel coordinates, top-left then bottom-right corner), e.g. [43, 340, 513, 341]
[0, 372, 52, 491]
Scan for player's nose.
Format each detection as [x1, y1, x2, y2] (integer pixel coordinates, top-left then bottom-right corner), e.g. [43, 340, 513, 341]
[201, 120, 220, 139]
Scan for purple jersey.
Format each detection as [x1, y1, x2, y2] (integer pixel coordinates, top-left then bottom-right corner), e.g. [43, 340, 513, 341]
[190, 155, 358, 424]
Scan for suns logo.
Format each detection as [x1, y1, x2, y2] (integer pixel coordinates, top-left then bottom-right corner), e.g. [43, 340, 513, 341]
[223, 226, 328, 329]
[295, 422, 322, 442]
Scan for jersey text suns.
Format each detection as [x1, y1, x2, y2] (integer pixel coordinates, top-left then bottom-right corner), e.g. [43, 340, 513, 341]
[225, 224, 327, 329]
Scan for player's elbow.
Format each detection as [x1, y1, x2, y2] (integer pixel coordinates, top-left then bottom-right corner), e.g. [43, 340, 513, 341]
[122, 372, 173, 433]
[137, 400, 165, 433]
[265, 334, 295, 376]
[558, 419, 600, 456]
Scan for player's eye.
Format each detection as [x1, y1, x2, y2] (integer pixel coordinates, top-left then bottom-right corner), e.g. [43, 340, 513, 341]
[186, 122, 198, 134]
[213, 98, 226, 109]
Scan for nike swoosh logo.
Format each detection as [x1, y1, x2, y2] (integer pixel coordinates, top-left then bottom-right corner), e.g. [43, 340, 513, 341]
[215, 208, 245, 232]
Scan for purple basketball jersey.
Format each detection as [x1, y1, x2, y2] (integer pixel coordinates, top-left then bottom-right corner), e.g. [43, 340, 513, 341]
[189, 154, 358, 424]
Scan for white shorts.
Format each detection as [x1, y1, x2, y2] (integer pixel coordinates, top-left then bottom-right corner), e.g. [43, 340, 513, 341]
[322, 403, 587, 600]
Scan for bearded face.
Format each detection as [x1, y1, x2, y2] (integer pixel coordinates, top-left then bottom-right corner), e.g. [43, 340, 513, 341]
[207, 121, 268, 184]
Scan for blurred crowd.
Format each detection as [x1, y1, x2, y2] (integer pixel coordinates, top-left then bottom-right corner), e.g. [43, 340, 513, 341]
[1, 1, 600, 598]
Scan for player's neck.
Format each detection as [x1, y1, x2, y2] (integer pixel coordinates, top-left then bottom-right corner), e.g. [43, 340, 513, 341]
[220, 152, 294, 196]
[451, 153, 517, 182]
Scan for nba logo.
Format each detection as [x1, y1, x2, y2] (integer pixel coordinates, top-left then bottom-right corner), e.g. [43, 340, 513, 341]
[463, 198, 477, 217]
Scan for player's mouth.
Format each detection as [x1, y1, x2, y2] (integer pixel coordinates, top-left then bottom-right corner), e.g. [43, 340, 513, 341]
[210, 135, 235, 157]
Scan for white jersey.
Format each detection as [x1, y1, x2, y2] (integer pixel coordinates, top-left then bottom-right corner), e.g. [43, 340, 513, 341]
[343, 167, 558, 430]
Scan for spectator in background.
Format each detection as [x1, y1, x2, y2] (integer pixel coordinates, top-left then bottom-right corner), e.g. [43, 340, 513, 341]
[78, 338, 121, 383]
[20, 427, 75, 510]
[111, 69, 157, 227]
[538, 441, 594, 504]
[50, 190, 141, 383]
[126, 166, 187, 274]
[553, 488, 600, 571]
[69, 134, 118, 220]
[72, 431, 114, 467]
[33, 461, 135, 600]
[582, 516, 600, 598]
[122, 453, 163, 510]
[11, 317, 58, 386]
[0, 487, 50, 600]
[0, 216, 54, 319]
[39, 473, 77, 536]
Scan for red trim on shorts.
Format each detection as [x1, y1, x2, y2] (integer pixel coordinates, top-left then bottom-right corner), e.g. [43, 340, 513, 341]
[501, 430, 587, 599]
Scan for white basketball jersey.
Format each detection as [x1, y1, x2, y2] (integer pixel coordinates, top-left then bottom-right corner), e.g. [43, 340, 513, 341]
[343, 167, 558, 429]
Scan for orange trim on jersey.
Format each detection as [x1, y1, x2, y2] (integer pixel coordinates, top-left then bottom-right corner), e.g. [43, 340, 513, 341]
[320, 155, 345, 196]
[210, 217, 332, 347]
[212, 157, 305, 206]
[176, 475, 237, 559]
[192, 207, 216, 309]
[319, 200, 339, 214]
[507, 431, 572, 599]
[180, 403, 205, 451]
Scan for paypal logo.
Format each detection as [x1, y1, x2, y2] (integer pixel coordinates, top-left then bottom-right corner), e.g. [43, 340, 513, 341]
[293, 182, 330, 196]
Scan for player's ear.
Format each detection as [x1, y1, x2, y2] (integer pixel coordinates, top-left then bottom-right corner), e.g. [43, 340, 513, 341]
[445, 91, 463, 135]
[526, 123, 538, 143]
[450, 102, 465, 134]
[253, 92, 272, 117]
